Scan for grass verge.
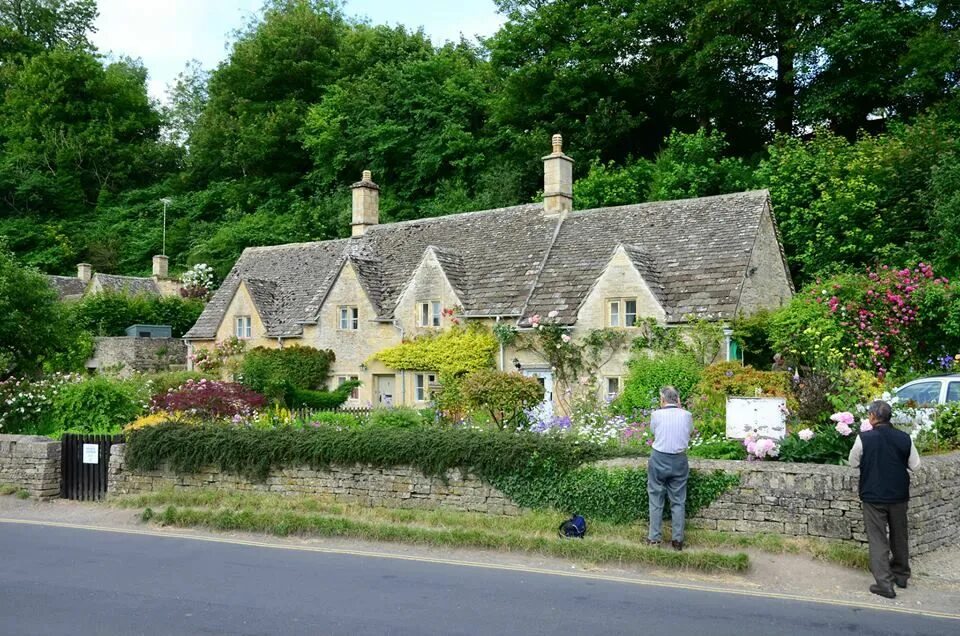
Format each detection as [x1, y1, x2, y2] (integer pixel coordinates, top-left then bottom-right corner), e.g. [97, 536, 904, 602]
[114, 488, 747, 572]
[0, 484, 18, 496]
[111, 488, 869, 570]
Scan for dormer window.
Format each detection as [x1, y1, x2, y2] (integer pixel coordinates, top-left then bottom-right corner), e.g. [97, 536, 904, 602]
[339, 306, 359, 330]
[608, 299, 638, 327]
[418, 301, 441, 328]
[235, 316, 252, 339]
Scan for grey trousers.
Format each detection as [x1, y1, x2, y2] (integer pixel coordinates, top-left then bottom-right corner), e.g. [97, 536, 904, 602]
[647, 449, 689, 542]
[862, 501, 911, 588]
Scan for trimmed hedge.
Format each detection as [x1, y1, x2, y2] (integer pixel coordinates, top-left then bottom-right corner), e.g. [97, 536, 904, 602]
[124, 424, 738, 524]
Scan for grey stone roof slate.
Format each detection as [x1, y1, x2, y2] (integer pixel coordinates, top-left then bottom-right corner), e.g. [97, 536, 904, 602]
[185, 191, 779, 339]
[93, 274, 160, 296]
[46, 275, 86, 299]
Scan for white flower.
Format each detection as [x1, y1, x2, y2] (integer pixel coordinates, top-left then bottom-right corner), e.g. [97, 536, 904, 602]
[548, 310, 559, 318]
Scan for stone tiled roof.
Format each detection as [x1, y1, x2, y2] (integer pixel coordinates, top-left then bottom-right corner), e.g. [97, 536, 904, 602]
[185, 191, 782, 339]
[46, 275, 86, 300]
[243, 278, 280, 333]
[93, 274, 161, 296]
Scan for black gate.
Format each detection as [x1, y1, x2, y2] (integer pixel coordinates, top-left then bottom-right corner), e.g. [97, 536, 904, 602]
[60, 433, 124, 501]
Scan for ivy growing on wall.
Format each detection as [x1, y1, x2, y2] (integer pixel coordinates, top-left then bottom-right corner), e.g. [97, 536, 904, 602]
[373, 324, 497, 375]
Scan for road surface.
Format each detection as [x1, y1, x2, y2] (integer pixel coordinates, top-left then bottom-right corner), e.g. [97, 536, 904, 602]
[0, 521, 956, 635]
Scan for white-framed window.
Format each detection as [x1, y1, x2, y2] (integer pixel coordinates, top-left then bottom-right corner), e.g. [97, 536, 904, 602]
[415, 373, 437, 402]
[608, 299, 639, 327]
[418, 301, 442, 327]
[338, 375, 360, 400]
[235, 316, 252, 339]
[605, 377, 621, 400]
[339, 306, 359, 330]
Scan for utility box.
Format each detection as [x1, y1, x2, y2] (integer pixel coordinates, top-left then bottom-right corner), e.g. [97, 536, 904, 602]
[125, 324, 173, 339]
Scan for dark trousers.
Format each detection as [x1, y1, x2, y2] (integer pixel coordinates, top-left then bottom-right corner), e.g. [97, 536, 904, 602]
[862, 501, 910, 588]
[647, 450, 689, 542]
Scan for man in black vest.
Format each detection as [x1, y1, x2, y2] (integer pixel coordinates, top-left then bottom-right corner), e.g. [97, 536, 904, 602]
[848, 400, 921, 598]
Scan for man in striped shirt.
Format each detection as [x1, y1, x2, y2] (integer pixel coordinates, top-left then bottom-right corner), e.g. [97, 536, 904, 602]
[647, 386, 694, 551]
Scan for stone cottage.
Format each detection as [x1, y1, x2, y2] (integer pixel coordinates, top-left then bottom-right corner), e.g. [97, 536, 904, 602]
[46, 255, 182, 301]
[184, 135, 793, 410]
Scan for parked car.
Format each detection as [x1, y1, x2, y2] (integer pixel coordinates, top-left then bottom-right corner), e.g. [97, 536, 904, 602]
[893, 374, 960, 407]
[889, 374, 960, 433]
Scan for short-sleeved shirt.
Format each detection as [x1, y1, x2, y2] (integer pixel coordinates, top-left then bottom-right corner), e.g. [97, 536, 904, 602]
[650, 405, 694, 454]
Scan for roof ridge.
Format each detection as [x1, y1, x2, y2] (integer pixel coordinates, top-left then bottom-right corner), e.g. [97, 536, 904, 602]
[365, 203, 542, 233]
[569, 189, 770, 217]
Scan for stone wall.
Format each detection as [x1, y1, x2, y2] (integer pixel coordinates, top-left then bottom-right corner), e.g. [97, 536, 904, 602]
[107, 444, 519, 515]
[0, 434, 60, 499]
[599, 452, 960, 556]
[87, 336, 187, 377]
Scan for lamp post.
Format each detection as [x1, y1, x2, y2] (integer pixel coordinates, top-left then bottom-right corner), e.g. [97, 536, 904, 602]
[160, 197, 172, 256]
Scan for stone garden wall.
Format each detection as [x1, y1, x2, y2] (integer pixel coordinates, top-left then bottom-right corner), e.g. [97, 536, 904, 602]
[600, 452, 960, 556]
[0, 434, 60, 499]
[105, 444, 960, 555]
[107, 444, 520, 516]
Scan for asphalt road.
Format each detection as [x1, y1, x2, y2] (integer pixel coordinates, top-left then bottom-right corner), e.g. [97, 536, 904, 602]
[0, 522, 956, 636]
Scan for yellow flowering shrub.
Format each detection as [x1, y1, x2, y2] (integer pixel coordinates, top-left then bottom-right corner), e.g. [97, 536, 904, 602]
[373, 325, 496, 375]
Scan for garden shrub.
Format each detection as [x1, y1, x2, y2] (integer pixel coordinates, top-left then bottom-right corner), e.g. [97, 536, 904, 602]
[49, 376, 147, 434]
[368, 407, 424, 429]
[240, 345, 336, 399]
[614, 353, 702, 414]
[374, 324, 497, 375]
[71, 290, 204, 338]
[307, 412, 366, 428]
[286, 381, 360, 410]
[0, 373, 81, 434]
[461, 370, 545, 430]
[732, 310, 775, 368]
[150, 379, 266, 420]
[932, 403, 960, 450]
[143, 370, 211, 398]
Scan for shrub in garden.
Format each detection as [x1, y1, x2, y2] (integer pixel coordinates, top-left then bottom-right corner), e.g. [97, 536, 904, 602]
[368, 407, 424, 429]
[71, 290, 205, 338]
[143, 371, 211, 398]
[0, 373, 82, 434]
[286, 381, 360, 410]
[690, 362, 795, 436]
[461, 370, 545, 430]
[307, 411, 366, 428]
[150, 379, 266, 420]
[614, 353, 702, 414]
[239, 345, 336, 399]
[930, 403, 960, 451]
[777, 412, 864, 464]
[49, 376, 147, 434]
[374, 324, 497, 376]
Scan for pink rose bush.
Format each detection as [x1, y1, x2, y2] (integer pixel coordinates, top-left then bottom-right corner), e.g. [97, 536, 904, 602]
[798, 428, 814, 441]
[744, 432, 780, 460]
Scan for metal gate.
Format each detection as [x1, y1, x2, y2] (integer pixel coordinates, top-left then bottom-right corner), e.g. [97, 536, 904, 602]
[60, 433, 124, 501]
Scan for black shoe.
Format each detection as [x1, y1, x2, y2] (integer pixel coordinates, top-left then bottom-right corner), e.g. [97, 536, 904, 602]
[870, 584, 896, 599]
[646, 539, 661, 547]
[894, 577, 908, 589]
[671, 540, 683, 552]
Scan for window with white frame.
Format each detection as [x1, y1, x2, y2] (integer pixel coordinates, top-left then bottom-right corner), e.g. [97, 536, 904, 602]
[607, 299, 638, 327]
[605, 377, 621, 400]
[235, 315, 252, 339]
[415, 373, 437, 402]
[338, 375, 360, 400]
[339, 306, 359, 330]
[418, 301, 442, 327]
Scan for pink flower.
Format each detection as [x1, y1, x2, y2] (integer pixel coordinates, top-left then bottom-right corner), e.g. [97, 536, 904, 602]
[529, 314, 541, 326]
[860, 419, 873, 432]
[561, 334, 571, 343]
[547, 310, 559, 319]
[835, 422, 853, 436]
[798, 428, 814, 441]
[830, 412, 855, 426]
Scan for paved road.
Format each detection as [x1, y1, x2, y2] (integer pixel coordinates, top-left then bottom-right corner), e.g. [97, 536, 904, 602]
[0, 522, 956, 636]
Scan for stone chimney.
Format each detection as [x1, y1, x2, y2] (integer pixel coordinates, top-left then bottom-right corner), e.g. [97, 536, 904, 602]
[351, 170, 380, 237]
[77, 263, 92, 282]
[543, 133, 574, 216]
[152, 255, 169, 279]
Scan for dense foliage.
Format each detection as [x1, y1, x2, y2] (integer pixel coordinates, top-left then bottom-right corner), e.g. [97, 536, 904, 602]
[239, 345, 336, 398]
[70, 291, 205, 338]
[614, 353, 703, 414]
[461, 370, 545, 430]
[0, 0, 957, 290]
[149, 379, 267, 420]
[374, 325, 497, 376]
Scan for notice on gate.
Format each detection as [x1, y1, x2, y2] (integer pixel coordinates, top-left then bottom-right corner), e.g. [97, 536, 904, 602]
[725, 397, 787, 440]
[82, 443, 99, 464]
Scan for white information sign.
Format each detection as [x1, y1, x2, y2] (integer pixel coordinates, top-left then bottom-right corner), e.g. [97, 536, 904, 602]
[82, 443, 99, 464]
[725, 397, 787, 440]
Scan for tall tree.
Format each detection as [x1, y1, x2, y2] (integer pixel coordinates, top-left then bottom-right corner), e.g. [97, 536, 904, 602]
[0, 0, 97, 55]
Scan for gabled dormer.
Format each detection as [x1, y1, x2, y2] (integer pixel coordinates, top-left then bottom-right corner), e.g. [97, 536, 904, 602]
[575, 244, 667, 328]
[392, 246, 467, 332]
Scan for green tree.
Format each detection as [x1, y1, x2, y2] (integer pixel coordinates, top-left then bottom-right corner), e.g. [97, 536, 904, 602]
[0, 0, 97, 55]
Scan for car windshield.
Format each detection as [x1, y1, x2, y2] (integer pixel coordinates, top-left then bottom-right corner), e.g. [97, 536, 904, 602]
[895, 381, 941, 407]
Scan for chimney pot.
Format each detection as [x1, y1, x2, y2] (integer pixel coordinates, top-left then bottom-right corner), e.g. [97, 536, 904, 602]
[77, 263, 92, 282]
[542, 133, 574, 217]
[152, 255, 169, 279]
[351, 170, 380, 237]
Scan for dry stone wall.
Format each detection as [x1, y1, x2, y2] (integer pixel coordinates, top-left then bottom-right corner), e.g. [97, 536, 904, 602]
[0, 435, 60, 499]
[108, 444, 519, 515]
[599, 452, 960, 556]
